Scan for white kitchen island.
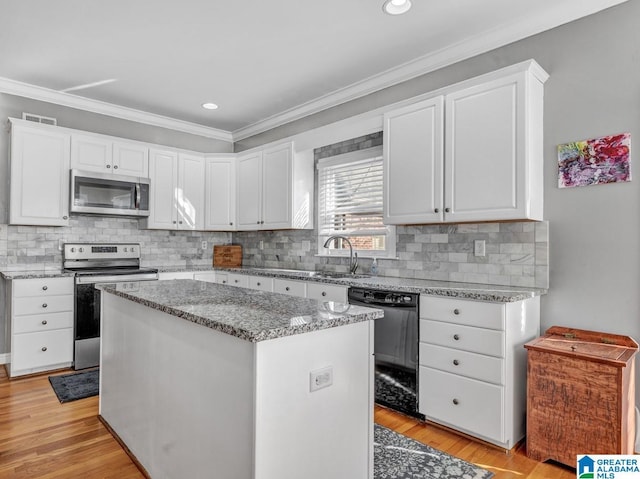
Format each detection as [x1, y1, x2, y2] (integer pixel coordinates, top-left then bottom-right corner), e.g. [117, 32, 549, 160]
[98, 279, 383, 479]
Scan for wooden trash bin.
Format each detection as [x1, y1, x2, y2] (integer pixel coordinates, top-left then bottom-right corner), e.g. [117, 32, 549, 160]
[524, 326, 637, 467]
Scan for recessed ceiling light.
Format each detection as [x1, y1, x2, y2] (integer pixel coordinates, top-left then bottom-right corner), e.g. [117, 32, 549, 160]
[382, 0, 412, 15]
[202, 102, 219, 110]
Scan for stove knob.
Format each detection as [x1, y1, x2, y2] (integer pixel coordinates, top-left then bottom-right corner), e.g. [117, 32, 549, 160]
[124, 247, 128, 252]
[70, 247, 76, 253]
[79, 247, 84, 253]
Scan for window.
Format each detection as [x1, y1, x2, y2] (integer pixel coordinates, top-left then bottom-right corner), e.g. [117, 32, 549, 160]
[317, 145, 395, 258]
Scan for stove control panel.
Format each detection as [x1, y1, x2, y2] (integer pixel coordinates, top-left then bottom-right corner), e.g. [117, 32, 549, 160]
[64, 243, 140, 260]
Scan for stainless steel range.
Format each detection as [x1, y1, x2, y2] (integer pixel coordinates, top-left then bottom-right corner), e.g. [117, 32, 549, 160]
[63, 243, 158, 369]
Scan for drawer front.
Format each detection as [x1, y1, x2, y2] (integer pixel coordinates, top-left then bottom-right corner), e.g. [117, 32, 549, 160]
[420, 319, 505, 357]
[13, 277, 73, 297]
[273, 279, 306, 297]
[227, 273, 249, 288]
[248, 276, 274, 292]
[13, 311, 74, 334]
[420, 295, 504, 330]
[12, 329, 73, 371]
[307, 282, 347, 303]
[419, 343, 504, 384]
[13, 294, 74, 316]
[162, 272, 195, 280]
[419, 366, 504, 443]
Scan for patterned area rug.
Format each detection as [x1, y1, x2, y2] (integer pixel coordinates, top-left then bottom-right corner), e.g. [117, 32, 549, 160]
[48, 368, 99, 403]
[374, 425, 494, 479]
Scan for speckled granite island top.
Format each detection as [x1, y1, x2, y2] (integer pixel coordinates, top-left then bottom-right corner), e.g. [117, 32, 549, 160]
[98, 279, 383, 342]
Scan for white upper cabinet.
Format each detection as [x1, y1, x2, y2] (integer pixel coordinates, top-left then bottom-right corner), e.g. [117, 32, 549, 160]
[71, 133, 148, 177]
[383, 60, 547, 224]
[384, 96, 444, 224]
[237, 150, 263, 230]
[144, 149, 205, 230]
[236, 142, 313, 231]
[205, 155, 236, 231]
[144, 148, 178, 229]
[177, 152, 206, 230]
[9, 120, 71, 226]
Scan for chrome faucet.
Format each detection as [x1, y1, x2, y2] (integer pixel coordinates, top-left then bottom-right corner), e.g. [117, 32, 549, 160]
[323, 235, 358, 274]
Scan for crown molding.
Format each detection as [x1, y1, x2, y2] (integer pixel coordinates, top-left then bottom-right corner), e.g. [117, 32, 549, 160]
[232, 0, 627, 141]
[0, 77, 233, 142]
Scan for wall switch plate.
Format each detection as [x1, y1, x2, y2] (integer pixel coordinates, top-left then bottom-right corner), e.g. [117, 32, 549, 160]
[201, 241, 207, 250]
[474, 239, 486, 257]
[310, 366, 333, 392]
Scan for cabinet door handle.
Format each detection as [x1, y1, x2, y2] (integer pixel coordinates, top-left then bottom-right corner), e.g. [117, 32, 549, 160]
[321, 292, 327, 297]
[256, 282, 261, 286]
[106, 164, 111, 168]
[234, 279, 239, 283]
[178, 221, 183, 224]
[113, 165, 118, 169]
[42, 285, 48, 291]
[453, 334, 460, 341]
[434, 208, 439, 213]
[285, 287, 290, 291]
[261, 221, 264, 224]
[229, 222, 233, 226]
[256, 221, 260, 224]
[63, 216, 68, 220]
[222, 280, 227, 284]
[453, 308, 460, 315]
[445, 207, 451, 213]
[41, 320, 48, 325]
[42, 303, 48, 308]
[41, 347, 48, 352]
[172, 221, 177, 224]
[453, 359, 460, 366]
[452, 398, 459, 405]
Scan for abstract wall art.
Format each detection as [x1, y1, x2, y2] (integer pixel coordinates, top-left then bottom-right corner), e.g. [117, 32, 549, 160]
[557, 132, 631, 188]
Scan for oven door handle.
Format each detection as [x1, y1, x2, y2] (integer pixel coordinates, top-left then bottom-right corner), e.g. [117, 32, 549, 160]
[75, 273, 159, 284]
[135, 183, 141, 209]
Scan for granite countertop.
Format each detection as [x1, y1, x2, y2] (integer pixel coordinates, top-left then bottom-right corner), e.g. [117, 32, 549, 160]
[196, 266, 546, 303]
[0, 268, 74, 280]
[98, 279, 383, 342]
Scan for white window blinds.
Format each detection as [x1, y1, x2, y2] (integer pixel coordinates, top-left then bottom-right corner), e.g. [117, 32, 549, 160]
[317, 146, 386, 236]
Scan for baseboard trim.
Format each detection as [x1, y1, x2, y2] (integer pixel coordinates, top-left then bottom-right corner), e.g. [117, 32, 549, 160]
[99, 415, 151, 479]
[0, 353, 9, 365]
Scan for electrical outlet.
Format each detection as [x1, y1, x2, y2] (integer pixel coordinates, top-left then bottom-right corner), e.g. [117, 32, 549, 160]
[259, 240, 264, 250]
[474, 239, 486, 257]
[310, 366, 333, 392]
[201, 240, 207, 250]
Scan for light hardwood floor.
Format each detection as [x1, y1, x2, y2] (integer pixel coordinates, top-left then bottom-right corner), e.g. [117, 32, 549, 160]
[0, 367, 575, 478]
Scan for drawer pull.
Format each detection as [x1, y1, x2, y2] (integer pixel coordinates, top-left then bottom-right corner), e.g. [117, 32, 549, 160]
[42, 303, 48, 308]
[453, 308, 460, 315]
[41, 347, 47, 352]
[42, 285, 48, 291]
[41, 320, 48, 325]
[453, 359, 460, 366]
[285, 287, 290, 291]
[234, 279, 239, 283]
[453, 334, 460, 341]
[321, 292, 327, 297]
[452, 398, 459, 405]
[256, 282, 261, 286]
[222, 280, 227, 284]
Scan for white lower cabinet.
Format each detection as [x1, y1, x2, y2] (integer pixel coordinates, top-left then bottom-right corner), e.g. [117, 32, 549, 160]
[158, 272, 194, 280]
[248, 276, 274, 292]
[273, 278, 307, 297]
[306, 282, 348, 303]
[418, 295, 539, 449]
[6, 277, 74, 377]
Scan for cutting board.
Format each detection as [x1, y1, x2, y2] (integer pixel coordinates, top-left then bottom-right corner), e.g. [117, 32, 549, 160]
[213, 245, 242, 268]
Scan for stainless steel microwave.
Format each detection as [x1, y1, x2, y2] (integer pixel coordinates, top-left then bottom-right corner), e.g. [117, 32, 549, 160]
[70, 169, 150, 217]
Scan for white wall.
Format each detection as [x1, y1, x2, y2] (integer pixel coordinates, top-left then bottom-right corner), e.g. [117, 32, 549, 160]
[237, 1, 640, 407]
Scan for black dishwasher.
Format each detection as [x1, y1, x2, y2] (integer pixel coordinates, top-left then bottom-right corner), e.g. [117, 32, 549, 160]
[348, 287, 422, 418]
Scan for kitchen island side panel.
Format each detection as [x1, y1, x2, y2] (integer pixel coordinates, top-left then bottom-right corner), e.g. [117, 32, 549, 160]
[99, 293, 255, 479]
[254, 320, 374, 479]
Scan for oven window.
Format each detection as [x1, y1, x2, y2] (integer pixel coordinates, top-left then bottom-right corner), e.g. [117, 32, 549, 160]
[75, 283, 101, 340]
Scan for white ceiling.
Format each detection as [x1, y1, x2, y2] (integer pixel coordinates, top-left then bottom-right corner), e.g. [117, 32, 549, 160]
[0, 0, 627, 140]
